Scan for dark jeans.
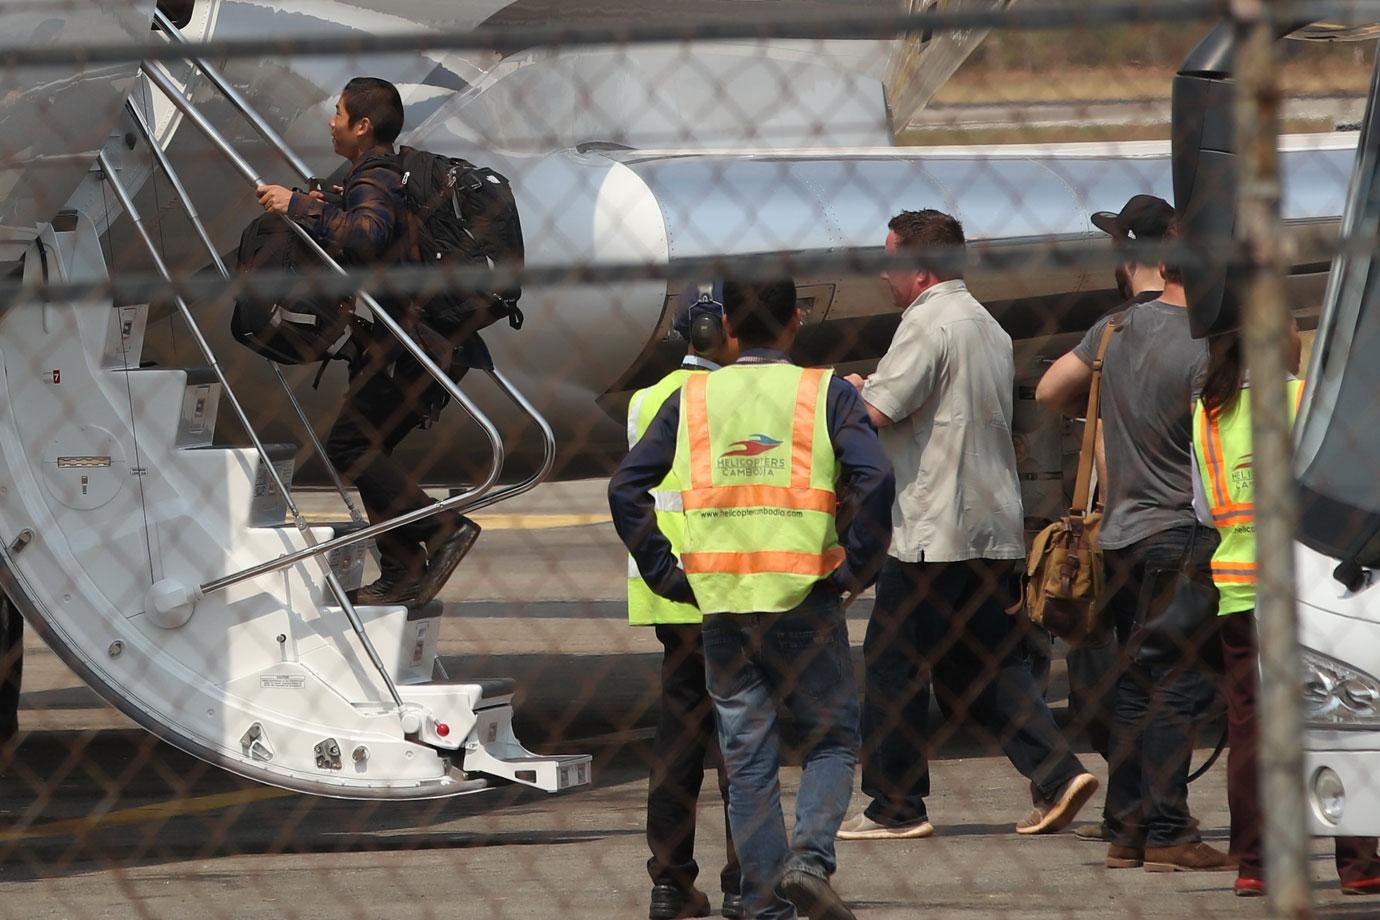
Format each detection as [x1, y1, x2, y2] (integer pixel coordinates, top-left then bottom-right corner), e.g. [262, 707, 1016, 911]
[1102, 525, 1218, 849]
[0, 595, 19, 745]
[703, 589, 859, 920]
[647, 624, 740, 897]
[1066, 635, 1117, 759]
[860, 558, 1085, 825]
[326, 365, 450, 579]
[1220, 612, 1378, 881]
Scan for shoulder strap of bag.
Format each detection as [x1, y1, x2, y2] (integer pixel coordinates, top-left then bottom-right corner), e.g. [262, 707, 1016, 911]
[1070, 318, 1120, 514]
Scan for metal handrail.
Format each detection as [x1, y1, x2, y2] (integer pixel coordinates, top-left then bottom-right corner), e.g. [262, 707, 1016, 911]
[124, 99, 365, 526]
[153, 9, 315, 181]
[97, 150, 405, 711]
[139, 62, 516, 596]
[149, 12, 559, 513]
[464, 368, 556, 513]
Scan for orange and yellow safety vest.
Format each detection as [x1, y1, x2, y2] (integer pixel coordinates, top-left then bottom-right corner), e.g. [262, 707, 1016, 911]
[671, 363, 842, 614]
[626, 368, 702, 626]
[1192, 377, 1305, 615]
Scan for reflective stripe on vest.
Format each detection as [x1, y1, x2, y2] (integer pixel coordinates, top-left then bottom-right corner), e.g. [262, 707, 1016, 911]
[672, 364, 841, 614]
[625, 368, 702, 627]
[1192, 378, 1305, 614]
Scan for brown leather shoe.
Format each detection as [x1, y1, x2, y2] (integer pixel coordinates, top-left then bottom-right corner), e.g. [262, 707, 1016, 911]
[1106, 845, 1144, 869]
[1143, 842, 1238, 872]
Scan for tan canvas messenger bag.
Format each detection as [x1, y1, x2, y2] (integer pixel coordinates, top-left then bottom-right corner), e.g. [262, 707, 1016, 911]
[1024, 319, 1119, 644]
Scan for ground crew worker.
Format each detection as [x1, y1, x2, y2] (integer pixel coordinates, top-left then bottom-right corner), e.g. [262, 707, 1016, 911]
[1190, 318, 1380, 897]
[628, 285, 743, 920]
[610, 278, 894, 920]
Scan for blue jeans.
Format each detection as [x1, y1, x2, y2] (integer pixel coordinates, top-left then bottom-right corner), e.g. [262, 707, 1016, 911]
[702, 589, 860, 920]
[1102, 525, 1218, 849]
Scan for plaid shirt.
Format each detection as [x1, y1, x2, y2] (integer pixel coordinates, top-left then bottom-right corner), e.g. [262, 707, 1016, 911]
[287, 153, 414, 266]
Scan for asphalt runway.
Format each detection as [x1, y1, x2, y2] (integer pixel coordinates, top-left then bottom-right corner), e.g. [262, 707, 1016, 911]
[0, 481, 1374, 918]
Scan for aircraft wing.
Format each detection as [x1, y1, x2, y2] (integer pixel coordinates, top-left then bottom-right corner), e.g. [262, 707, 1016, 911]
[886, 0, 1018, 133]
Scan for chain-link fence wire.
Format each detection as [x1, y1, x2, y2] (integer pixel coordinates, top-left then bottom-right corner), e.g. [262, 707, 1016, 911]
[0, 0, 1376, 916]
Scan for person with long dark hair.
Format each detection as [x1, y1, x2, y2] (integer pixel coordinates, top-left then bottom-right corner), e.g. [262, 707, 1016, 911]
[1190, 318, 1380, 896]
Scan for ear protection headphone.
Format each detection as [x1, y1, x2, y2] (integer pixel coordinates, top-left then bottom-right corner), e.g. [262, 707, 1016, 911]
[689, 300, 724, 353]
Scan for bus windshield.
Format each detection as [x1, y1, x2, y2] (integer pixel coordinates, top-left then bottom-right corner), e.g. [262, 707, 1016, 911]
[1296, 73, 1380, 565]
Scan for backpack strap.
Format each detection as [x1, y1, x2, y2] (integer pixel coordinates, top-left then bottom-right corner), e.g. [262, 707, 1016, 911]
[344, 154, 405, 197]
[1070, 317, 1120, 515]
[310, 317, 373, 389]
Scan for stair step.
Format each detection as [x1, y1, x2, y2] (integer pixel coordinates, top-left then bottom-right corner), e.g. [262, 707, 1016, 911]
[263, 518, 372, 591]
[102, 303, 147, 369]
[113, 365, 223, 448]
[174, 367, 222, 448]
[189, 441, 297, 526]
[422, 676, 516, 702]
[464, 743, 592, 793]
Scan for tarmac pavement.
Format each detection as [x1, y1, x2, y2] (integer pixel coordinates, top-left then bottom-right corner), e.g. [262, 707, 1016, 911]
[0, 481, 1373, 918]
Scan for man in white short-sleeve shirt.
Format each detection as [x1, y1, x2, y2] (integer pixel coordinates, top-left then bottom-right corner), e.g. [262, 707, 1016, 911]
[836, 209, 1097, 842]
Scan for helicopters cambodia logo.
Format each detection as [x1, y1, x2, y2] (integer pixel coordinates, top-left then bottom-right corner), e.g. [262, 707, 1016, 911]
[722, 434, 782, 458]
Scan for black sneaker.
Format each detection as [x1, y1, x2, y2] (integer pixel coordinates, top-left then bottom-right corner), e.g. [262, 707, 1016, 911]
[721, 892, 745, 919]
[779, 869, 856, 920]
[354, 573, 421, 606]
[649, 883, 710, 919]
[415, 515, 481, 605]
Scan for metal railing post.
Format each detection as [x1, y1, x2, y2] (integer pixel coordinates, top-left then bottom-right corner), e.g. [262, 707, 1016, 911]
[1234, 2, 1312, 917]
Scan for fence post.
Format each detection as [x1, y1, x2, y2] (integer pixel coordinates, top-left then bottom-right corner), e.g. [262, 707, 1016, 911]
[1232, 1, 1312, 916]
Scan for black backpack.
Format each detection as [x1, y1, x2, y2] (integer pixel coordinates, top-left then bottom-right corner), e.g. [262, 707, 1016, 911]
[230, 214, 355, 365]
[393, 146, 525, 339]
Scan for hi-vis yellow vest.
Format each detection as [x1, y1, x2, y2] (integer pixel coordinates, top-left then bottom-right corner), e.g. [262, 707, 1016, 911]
[626, 368, 703, 626]
[1193, 377, 1305, 615]
[671, 364, 843, 614]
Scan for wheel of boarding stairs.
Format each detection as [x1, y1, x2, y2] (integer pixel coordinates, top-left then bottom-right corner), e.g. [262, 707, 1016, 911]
[0, 214, 589, 798]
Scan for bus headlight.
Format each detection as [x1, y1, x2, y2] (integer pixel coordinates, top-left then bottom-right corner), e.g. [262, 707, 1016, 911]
[1302, 647, 1380, 729]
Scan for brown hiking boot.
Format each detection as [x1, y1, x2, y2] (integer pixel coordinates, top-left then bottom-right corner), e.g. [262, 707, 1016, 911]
[1106, 845, 1144, 869]
[354, 572, 421, 606]
[1144, 842, 1238, 872]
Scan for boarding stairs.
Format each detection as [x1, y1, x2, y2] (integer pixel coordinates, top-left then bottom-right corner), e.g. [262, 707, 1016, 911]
[0, 16, 590, 799]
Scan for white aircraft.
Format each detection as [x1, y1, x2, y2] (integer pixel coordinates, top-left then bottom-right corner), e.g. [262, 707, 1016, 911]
[0, 0, 1370, 801]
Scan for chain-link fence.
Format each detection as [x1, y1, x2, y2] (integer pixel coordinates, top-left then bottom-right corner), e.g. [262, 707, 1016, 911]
[0, 1, 1378, 917]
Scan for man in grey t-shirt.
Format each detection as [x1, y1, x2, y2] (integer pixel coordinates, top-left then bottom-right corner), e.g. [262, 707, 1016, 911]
[836, 209, 1096, 842]
[1037, 205, 1231, 872]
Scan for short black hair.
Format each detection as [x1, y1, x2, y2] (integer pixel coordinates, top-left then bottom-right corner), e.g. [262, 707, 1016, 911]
[888, 209, 965, 281]
[1160, 216, 1183, 285]
[341, 77, 404, 145]
[723, 278, 797, 348]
